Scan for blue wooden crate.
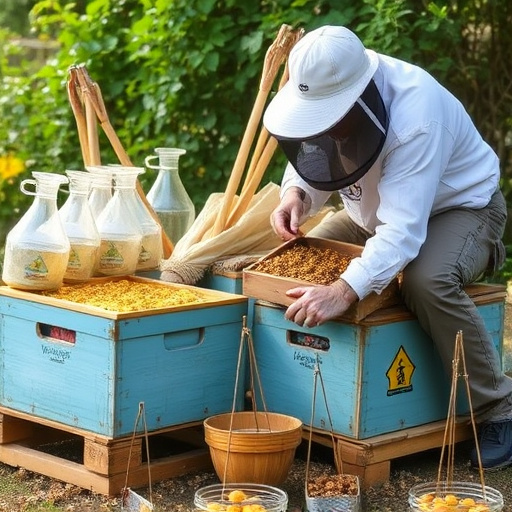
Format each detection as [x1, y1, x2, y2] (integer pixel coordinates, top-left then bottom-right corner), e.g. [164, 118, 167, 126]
[136, 268, 244, 294]
[199, 270, 243, 295]
[0, 277, 248, 438]
[251, 284, 505, 440]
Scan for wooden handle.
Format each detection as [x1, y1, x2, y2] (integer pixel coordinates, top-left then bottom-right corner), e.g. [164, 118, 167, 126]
[210, 90, 268, 238]
[100, 121, 174, 258]
[240, 126, 271, 197]
[226, 136, 278, 229]
[67, 67, 90, 167]
[85, 97, 101, 166]
[226, 30, 302, 227]
[210, 24, 297, 238]
[74, 65, 174, 258]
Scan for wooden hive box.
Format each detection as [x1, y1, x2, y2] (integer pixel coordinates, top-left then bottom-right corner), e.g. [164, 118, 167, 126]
[199, 268, 243, 295]
[138, 267, 244, 295]
[243, 237, 400, 322]
[0, 276, 248, 438]
[250, 283, 505, 439]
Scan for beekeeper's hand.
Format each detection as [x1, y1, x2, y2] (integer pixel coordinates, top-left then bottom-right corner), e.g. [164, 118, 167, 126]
[270, 187, 311, 240]
[284, 279, 359, 327]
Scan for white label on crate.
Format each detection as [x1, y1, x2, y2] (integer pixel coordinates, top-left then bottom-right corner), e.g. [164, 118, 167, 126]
[386, 345, 416, 396]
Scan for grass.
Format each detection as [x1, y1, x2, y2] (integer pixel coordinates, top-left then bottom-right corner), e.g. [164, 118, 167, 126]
[0, 464, 121, 512]
[0, 468, 60, 511]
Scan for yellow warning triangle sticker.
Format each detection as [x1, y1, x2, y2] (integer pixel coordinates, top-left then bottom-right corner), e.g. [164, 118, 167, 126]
[386, 345, 416, 396]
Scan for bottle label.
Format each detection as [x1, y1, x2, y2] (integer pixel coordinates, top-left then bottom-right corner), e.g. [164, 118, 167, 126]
[65, 245, 99, 281]
[138, 245, 150, 263]
[25, 254, 49, 280]
[2, 248, 68, 290]
[67, 248, 81, 269]
[99, 241, 125, 269]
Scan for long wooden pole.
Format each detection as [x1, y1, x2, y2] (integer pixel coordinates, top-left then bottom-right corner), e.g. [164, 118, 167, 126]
[84, 96, 101, 166]
[238, 29, 302, 198]
[74, 65, 174, 258]
[209, 24, 296, 238]
[225, 42, 300, 229]
[225, 136, 279, 229]
[67, 66, 91, 167]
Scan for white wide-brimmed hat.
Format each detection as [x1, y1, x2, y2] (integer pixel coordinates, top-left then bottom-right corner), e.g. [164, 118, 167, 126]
[263, 25, 379, 139]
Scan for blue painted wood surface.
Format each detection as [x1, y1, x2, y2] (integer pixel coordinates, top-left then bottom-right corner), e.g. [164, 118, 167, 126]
[0, 295, 248, 438]
[136, 269, 244, 295]
[251, 299, 504, 440]
[199, 272, 243, 295]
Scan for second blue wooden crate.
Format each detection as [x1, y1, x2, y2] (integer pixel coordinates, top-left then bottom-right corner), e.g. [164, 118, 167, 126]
[251, 284, 505, 440]
[0, 277, 248, 438]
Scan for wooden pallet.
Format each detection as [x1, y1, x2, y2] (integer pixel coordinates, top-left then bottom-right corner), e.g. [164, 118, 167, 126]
[305, 419, 474, 489]
[0, 407, 213, 496]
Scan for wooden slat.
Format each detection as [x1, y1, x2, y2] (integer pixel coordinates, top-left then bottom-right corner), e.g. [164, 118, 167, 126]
[0, 274, 246, 320]
[303, 419, 473, 488]
[84, 437, 141, 476]
[0, 444, 111, 493]
[0, 414, 34, 444]
[119, 448, 212, 490]
[0, 409, 213, 496]
[0, 406, 204, 443]
[0, 442, 212, 496]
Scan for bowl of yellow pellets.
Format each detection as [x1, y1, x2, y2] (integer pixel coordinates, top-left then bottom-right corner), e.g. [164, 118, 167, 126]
[194, 484, 288, 512]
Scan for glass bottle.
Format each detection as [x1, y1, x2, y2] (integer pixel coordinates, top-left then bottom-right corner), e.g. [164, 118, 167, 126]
[109, 165, 163, 271]
[2, 171, 70, 290]
[59, 170, 100, 282]
[86, 165, 113, 221]
[94, 168, 143, 276]
[145, 147, 195, 245]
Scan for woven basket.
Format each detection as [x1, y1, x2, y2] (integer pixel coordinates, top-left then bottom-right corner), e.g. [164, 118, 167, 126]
[204, 411, 302, 486]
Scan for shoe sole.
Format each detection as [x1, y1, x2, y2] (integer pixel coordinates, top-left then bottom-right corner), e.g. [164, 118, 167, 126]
[471, 458, 512, 472]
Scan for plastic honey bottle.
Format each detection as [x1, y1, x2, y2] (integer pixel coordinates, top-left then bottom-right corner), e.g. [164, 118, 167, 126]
[59, 170, 100, 282]
[94, 167, 144, 276]
[2, 171, 70, 290]
[86, 165, 113, 220]
[145, 147, 195, 245]
[108, 165, 163, 272]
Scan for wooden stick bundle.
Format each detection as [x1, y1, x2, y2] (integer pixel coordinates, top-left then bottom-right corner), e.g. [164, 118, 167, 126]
[438, 330, 487, 495]
[225, 44, 300, 230]
[67, 67, 91, 167]
[210, 24, 301, 237]
[66, 65, 174, 258]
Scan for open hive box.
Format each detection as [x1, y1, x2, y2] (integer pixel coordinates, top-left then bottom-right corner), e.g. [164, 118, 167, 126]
[0, 275, 248, 437]
[0, 274, 243, 319]
[243, 237, 401, 322]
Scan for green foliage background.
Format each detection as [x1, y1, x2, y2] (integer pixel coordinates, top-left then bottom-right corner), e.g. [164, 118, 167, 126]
[0, 0, 511, 277]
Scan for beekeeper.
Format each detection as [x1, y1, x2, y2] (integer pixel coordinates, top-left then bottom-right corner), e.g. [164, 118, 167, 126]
[263, 25, 512, 471]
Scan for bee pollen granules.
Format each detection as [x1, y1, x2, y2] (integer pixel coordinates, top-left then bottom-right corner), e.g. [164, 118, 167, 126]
[252, 244, 353, 285]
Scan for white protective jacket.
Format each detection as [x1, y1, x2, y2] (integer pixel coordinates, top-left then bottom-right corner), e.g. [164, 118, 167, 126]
[280, 53, 500, 300]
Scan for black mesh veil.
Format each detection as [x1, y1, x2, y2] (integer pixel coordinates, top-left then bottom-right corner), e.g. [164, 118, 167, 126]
[275, 80, 388, 192]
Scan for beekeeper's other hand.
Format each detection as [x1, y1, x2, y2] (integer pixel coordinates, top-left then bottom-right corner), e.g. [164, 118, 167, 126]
[271, 187, 311, 241]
